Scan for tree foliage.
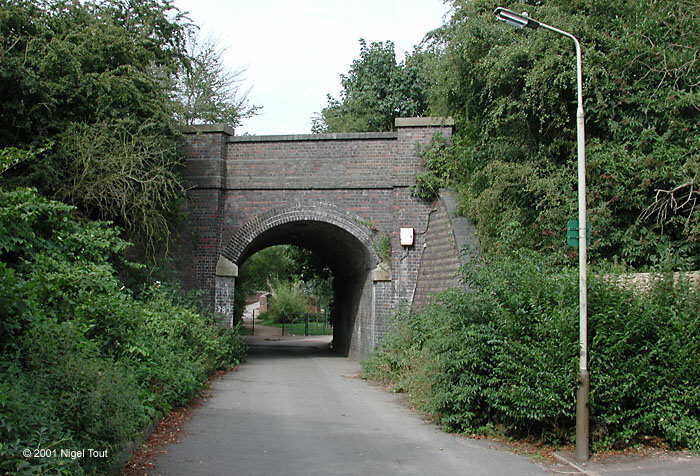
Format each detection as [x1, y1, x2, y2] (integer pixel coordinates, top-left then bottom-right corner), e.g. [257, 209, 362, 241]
[0, 0, 257, 257]
[0, 3, 256, 471]
[0, 182, 245, 475]
[417, 0, 699, 269]
[356, 0, 700, 454]
[55, 121, 184, 257]
[0, 0, 188, 255]
[234, 245, 333, 322]
[175, 35, 260, 126]
[312, 39, 429, 133]
[262, 278, 310, 324]
[364, 251, 700, 450]
[0, 0, 187, 145]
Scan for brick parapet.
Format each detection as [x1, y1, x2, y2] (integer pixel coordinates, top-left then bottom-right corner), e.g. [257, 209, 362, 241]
[394, 120, 453, 187]
[229, 132, 396, 142]
[226, 136, 398, 189]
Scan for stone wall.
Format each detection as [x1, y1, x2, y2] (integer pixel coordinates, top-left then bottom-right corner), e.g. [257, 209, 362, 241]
[605, 271, 700, 291]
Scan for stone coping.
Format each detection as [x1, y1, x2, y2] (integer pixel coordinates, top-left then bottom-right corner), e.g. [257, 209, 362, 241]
[604, 271, 700, 290]
[440, 189, 480, 268]
[181, 117, 454, 139]
[394, 117, 454, 127]
[181, 124, 235, 136]
[229, 132, 397, 143]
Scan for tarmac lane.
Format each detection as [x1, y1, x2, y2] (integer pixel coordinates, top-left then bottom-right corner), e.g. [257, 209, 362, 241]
[152, 336, 553, 476]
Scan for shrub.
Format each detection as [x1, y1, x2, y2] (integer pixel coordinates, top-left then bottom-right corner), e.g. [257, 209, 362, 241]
[364, 251, 700, 450]
[266, 279, 309, 324]
[421, 0, 700, 268]
[0, 373, 85, 476]
[413, 171, 443, 201]
[372, 234, 392, 265]
[412, 134, 465, 201]
[20, 318, 148, 473]
[0, 188, 246, 474]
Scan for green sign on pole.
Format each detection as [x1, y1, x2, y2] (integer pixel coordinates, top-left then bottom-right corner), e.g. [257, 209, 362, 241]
[567, 219, 591, 247]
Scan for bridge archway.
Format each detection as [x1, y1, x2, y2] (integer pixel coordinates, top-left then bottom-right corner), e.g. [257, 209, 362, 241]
[177, 118, 467, 359]
[215, 205, 386, 357]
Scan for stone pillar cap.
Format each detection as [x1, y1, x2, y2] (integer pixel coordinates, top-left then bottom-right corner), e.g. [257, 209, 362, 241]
[371, 262, 392, 282]
[215, 256, 239, 277]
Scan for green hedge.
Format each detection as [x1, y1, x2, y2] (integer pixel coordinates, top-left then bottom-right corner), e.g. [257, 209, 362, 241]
[0, 188, 246, 475]
[363, 251, 700, 451]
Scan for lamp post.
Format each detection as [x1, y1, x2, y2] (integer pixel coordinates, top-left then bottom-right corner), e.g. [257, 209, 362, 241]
[494, 7, 589, 462]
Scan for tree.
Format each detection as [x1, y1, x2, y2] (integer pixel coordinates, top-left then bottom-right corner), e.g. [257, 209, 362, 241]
[418, 0, 699, 269]
[312, 39, 429, 133]
[233, 245, 333, 321]
[0, 0, 188, 145]
[0, 0, 190, 255]
[0, 0, 256, 257]
[175, 34, 260, 126]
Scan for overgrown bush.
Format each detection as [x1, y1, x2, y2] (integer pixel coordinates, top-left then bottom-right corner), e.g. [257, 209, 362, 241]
[412, 134, 464, 201]
[0, 187, 246, 475]
[0, 0, 258, 257]
[234, 245, 334, 322]
[265, 278, 310, 324]
[364, 251, 700, 450]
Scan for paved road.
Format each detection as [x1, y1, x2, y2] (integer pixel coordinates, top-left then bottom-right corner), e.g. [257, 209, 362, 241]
[152, 336, 553, 476]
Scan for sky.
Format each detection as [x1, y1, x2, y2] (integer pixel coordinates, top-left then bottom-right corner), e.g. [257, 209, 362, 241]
[173, 0, 451, 135]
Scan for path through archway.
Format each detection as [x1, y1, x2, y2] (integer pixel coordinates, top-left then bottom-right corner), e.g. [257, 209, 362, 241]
[216, 205, 389, 357]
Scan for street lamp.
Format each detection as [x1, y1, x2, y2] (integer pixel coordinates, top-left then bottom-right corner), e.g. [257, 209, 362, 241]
[494, 7, 590, 462]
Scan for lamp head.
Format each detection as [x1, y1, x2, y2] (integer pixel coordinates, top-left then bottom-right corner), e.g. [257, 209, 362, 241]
[494, 7, 539, 29]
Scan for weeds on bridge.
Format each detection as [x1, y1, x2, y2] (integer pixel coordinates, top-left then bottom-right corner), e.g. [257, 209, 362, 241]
[373, 233, 392, 265]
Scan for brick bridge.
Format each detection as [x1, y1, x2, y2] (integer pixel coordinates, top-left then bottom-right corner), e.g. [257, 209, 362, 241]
[174, 118, 477, 358]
